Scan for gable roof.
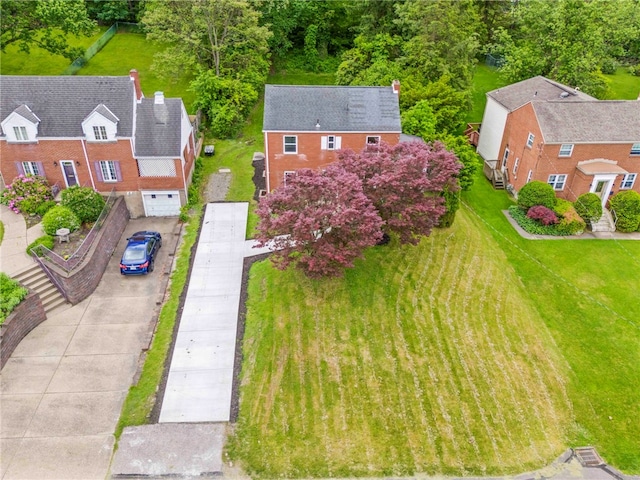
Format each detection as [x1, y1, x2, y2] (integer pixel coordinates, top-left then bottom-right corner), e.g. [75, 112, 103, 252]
[0, 76, 134, 137]
[13, 104, 40, 124]
[487, 76, 596, 111]
[86, 104, 120, 124]
[134, 97, 183, 157]
[533, 101, 640, 143]
[263, 84, 401, 132]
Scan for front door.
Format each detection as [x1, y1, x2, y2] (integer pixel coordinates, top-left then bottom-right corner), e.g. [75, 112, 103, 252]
[590, 174, 616, 207]
[61, 161, 78, 187]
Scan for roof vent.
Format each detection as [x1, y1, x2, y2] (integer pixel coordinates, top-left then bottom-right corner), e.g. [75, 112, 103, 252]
[560, 92, 570, 98]
[154, 91, 165, 105]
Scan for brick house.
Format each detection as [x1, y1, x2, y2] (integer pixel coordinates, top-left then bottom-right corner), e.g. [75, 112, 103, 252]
[262, 82, 402, 192]
[477, 76, 640, 209]
[0, 71, 197, 217]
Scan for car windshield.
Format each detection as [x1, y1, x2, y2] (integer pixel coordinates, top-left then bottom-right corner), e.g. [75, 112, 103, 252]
[122, 245, 147, 261]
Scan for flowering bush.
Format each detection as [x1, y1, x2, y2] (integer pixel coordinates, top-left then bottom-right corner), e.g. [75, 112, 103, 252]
[41, 205, 80, 235]
[527, 205, 558, 225]
[0, 175, 53, 214]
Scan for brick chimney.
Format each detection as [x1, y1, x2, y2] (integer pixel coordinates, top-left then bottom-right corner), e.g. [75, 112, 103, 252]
[392, 79, 400, 95]
[129, 69, 143, 101]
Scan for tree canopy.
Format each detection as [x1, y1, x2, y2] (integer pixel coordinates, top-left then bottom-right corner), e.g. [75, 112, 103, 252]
[0, 0, 95, 61]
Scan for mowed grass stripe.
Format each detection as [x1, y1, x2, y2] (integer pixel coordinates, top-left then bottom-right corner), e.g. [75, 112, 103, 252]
[230, 208, 572, 477]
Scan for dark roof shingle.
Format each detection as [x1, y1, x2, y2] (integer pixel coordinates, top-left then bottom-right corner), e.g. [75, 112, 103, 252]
[263, 85, 401, 132]
[134, 98, 182, 157]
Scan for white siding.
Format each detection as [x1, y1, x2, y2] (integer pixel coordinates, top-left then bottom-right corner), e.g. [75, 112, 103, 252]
[477, 97, 509, 163]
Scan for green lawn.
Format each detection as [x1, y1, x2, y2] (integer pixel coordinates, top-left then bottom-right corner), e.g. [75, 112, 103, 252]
[467, 64, 510, 123]
[0, 27, 108, 75]
[604, 67, 640, 99]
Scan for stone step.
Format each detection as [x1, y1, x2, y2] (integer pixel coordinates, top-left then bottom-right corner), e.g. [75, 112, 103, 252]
[12, 264, 69, 315]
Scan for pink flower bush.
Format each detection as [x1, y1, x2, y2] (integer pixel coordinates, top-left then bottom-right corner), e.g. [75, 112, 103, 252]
[0, 175, 53, 214]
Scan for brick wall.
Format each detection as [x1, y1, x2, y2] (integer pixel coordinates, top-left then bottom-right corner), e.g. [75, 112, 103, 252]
[46, 196, 130, 304]
[0, 291, 46, 370]
[265, 131, 401, 190]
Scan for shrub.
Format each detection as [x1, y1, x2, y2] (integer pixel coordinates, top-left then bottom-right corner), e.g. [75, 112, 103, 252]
[628, 64, 640, 76]
[41, 205, 81, 235]
[609, 190, 640, 232]
[0, 272, 28, 325]
[574, 193, 602, 223]
[0, 175, 53, 214]
[60, 186, 105, 224]
[517, 181, 557, 210]
[600, 58, 618, 75]
[437, 187, 460, 228]
[553, 198, 573, 216]
[527, 205, 558, 225]
[36, 200, 57, 217]
[555, 205, 586, 235]
[27, 235, 55, 256]
[508, 205, 582, 236]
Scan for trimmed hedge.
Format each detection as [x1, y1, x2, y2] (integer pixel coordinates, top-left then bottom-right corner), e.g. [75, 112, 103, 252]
[27, 235, 55, 256]
[41, 205, 80, 235]
[60, 186, 105, 224]
[509, 205, 584, 236]
[609, 190, 640, 232]
[574, 193, 603, 223]
[517, 181, 557, 210]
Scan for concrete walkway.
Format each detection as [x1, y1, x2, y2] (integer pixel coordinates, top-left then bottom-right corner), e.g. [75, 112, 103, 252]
[0, 205, 45, 275]
[1, 209, 181, 480]
[159, 202, 249, 423]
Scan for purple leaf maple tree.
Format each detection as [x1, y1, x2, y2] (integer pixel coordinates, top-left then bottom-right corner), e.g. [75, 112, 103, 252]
[255, 165, 383, 278]
[339, 141, 461, 244]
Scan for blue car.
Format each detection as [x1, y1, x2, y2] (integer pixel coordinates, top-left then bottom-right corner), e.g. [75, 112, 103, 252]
[120, 231, 162, 275]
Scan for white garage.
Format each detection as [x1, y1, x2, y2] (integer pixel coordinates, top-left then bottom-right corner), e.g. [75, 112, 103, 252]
[142, 190, 181, 217]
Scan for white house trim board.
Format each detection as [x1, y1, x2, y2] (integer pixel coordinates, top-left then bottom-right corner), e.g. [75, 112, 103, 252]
[589, 174, 617, 207]
[476, 97, 509, 162]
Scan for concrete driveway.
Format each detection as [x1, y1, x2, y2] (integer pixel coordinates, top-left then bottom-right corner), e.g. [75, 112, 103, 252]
[0, 217, 181, 480]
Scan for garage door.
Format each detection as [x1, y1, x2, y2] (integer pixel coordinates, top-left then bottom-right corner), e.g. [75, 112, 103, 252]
[142, 191, 181, 216]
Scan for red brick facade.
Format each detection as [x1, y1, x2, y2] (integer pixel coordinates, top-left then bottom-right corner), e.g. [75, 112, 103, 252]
[265, 131, 401, 191]
[496, 103, 640, 203]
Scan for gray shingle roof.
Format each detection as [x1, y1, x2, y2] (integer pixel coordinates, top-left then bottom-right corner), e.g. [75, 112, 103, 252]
[88, 104, 120, 123]
[263, 84, 401, 132]
[134, 98, 182, 157]
[0, 76, 134, 137]
[533, 101, 640, 143]
[487, 76, 596, 111]
[13, 104, 40, 123]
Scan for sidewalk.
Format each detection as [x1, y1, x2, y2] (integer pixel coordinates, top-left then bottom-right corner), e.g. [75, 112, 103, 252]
[0, 205, 45, 275]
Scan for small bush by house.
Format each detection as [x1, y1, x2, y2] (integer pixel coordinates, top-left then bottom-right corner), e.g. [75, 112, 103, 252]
[526, 205, 558, 225]
[509, 205, 584, 236]
[41, 205, 81, 236]
[609, 190, 640, 232]
[27, 235, 55, 256]
[0, 175, 54, 214]
[574, 193, 603, 223]
[517, 181, 557, 210]
[60, 186, 106, 224]
[0, 272, 28, 325]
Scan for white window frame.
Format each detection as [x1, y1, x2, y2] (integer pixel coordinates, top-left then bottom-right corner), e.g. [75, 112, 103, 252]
[100, 160, 118, 182]
[93, 125, 108, 141]
[283, 170, 295, 186]
[512, 157, 520, 175]
[22, 161, 39, 175]
[13, 126, 28, 141]
[327, 135, 336, 150]
[283, 136, 297, 154]
[526, 170, 533, 183]
[366, 136, 381, 146]
[526, 133, 535, 148]
[620, 173, 637, 190]
[502, 148, 509, 169]
[548, 174, 567, 191]
[558, 144, 574, 157]
[631, 143, 640, 156]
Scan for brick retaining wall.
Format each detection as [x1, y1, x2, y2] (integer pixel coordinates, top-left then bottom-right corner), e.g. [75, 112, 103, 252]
[47, 196, 130, 304]
[1, 292, 46, 369]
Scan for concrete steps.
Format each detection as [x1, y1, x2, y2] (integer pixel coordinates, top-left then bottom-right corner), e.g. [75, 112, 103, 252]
[591, 209, 616, 233]
[13, 264, 69, 315]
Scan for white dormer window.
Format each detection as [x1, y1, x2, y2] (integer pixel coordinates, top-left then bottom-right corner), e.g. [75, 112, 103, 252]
[14, 126, 28, 141]
[93, 126, 108, 140]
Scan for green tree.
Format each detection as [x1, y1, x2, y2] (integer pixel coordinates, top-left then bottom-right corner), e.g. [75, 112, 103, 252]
[85, 0, 143, 23]
[401, 100, 437, 142]
[1, 0, 95, 61]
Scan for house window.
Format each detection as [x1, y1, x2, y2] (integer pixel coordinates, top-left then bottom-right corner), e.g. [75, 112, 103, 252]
[502, 148, 509, 169]
[621, 173, 637, 189]
[512, 157, 520, 175]
[99, 160, 118, 182]
[13, 126, 28, 141]
[526, 170, 533, 183]
[548, 174, 567, 190]
[366, 136, 380, 146]
[22, 161, 40, 175]
[93, 125, 108, 141]
[526, 133, 535, 148]
[283, 136, 297, 154]
[321, 135, 341, 150]
[283, 171, 295, 185]
[327, 135, 335, 149]
[631, 143, 640, 155]
[559, 144, 574, 157]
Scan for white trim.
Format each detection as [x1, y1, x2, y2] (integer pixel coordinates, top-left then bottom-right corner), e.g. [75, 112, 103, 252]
[265, 132, 270, 192]
[141, 190, 181, 217]
[620, 173, 637, 190]
[558, 144, 574, 157]
[283, 135, 297, 154]
[526, 133, 535, 148]
[80, 139, 96, 189]
[60, 160, 79, 188]
[263, 129, 402, 134]
[547, 173, 567, 190]
[589, 174, 617, 206]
